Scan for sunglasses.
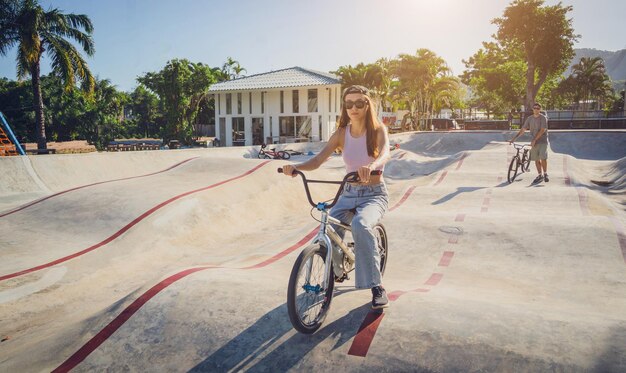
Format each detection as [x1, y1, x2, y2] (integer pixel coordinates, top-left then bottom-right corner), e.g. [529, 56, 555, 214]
[344, 99, 368, 110]
[533, 107, 541, 110]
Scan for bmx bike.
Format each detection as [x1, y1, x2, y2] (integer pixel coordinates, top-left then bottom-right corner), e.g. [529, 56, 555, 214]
[258, 144, 291, 160]
[278, 167, 388, 334]
[508, 143, 531, 183]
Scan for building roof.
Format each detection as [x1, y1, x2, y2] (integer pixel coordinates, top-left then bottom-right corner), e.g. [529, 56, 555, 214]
[208, 67, 340, 92]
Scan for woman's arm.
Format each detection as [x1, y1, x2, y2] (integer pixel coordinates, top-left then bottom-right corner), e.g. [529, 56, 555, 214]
[356, 126, 391, 182]
[370, 125, 391, 169]
[281, 128, 343, 176]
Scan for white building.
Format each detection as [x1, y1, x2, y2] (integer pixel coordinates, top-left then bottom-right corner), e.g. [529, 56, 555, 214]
[208, 67, 342, 146]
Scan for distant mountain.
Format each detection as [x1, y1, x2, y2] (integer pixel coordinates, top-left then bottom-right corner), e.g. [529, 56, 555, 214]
[568, 48, 626, 82]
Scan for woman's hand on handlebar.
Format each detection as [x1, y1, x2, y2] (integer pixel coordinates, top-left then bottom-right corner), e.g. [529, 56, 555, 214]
[281, 164, 298, 177]
[357, 165, 373, 183]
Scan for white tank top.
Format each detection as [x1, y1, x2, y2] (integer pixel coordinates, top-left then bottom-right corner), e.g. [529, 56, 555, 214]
[342, 125, 384, 173]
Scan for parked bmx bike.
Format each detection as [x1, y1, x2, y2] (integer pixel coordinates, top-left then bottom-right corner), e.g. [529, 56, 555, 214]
[278, 167, 388, 334]
[258, 144, 291, 159]
[508, 143, 531, 183]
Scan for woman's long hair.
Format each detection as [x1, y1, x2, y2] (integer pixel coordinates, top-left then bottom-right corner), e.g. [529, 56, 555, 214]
[338, 86, 382, 158]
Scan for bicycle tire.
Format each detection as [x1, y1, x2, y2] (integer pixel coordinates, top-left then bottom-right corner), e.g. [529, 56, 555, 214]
[373, 223, 389, 276]
[257, 150, 265, 159]
[507, 156, 520, 183]
[287, 243, 334, 334]
[522, 152, 531, 172]
[277, 151, 291, 160]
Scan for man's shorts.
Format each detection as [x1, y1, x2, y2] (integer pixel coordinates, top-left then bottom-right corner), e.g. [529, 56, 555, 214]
[530, 143, 548, 161]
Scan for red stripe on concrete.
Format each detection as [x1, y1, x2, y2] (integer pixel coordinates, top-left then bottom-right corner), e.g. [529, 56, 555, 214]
[0, 157, 199, 218]
[387, 290, 406, 301]
[455, 152, 468, 170]
[438, 251, 455, 266]
[0, 161, 271, 282]
[563, 157, 572, 186]
[609, 217, 626, 264]
[482, 197, 490, 206]
[347, 311, 385, 357]
[52, 266, 215, 373]
[448, 235, 458, 244]
[575, 187, 590, 216]
[455, 213, 465, 222]
[240, 228, 318, 269]
[389, 185, 416, 212]
[424, 273, 444, 286]
[52, 219, 316, 371]
[434, 171, 448, 186]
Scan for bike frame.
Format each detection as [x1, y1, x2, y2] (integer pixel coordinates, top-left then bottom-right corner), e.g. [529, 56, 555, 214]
[278, 167, 381, 291]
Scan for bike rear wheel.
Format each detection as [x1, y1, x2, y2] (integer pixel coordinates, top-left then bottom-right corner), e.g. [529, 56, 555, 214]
[507, 156, 520, 183]
[277, 151, 291, 160]
[374, 223, 389, 276]
[287, 243, 334, 334]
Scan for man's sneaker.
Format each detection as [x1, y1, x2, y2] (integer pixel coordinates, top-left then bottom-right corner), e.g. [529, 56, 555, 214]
[371, 286, 389, 309]
[544, 174, 549, 182]
[532, 174, 544, 184]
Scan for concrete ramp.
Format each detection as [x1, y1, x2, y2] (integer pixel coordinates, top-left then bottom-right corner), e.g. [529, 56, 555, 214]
[0, 131, 625, 372]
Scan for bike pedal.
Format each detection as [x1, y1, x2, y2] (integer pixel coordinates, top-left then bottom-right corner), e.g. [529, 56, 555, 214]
[334, 273, 349, 283]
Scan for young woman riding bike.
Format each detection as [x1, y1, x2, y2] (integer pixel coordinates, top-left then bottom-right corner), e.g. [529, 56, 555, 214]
[280, 85, 391, 309]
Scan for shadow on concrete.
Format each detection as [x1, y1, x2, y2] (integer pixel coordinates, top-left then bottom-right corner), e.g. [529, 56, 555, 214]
[431, 187, 486, 205]
[189, 299, 372, 372]
[592, 324, 626, 372]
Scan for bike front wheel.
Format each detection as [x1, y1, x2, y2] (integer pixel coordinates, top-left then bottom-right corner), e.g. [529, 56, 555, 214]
[374, 223, 389, 277]
[287, 243, 334, 334]
[507, 156, 520, 183]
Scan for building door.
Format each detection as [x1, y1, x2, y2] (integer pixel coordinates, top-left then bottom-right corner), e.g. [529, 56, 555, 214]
[252, 117, 264, 145]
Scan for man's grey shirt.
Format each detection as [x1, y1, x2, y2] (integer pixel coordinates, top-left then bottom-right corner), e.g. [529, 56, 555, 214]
[523, 114, 549, 144]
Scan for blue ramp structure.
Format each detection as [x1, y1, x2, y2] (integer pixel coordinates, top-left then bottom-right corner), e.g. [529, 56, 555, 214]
[0, 111, 26, 156]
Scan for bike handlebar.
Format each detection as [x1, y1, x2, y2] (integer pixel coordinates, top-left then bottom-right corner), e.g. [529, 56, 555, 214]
[278, 168, 383, 210]
[511, 142, 530, 150]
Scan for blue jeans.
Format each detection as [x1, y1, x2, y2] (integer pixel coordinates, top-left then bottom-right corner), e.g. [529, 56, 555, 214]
[329, 182, 388, 289]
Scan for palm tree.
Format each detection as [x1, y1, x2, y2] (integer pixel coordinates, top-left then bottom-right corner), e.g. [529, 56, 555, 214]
[222, 57, 246, 80]
[569, 57, 613, 110]
[0, 0, 95, 150]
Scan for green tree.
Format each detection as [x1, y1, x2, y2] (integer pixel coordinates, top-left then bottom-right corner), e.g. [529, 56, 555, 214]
[562, 57, 614, 110]
[137, 59, 220, 143]
[493, 0, 578, 111]
[0, 0, 95, 150]
[222, 57, 246, 80]
[392, 49, 461, 130]
[129, 85, 159, 138]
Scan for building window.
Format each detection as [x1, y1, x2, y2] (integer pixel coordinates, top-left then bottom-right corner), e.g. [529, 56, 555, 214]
[308, 89, 318, 112]
[319, 115, 322, 140]
[232, 117, 245, 144]
[226, 93, 232, 115]
[218, 94, 221, 115]
[249, 92, 252, 114]
[279, 115, 312, 142]
[261, 92, 265, 114]
[292, 90, 299, 113]
[328, 89, 332, 113]
[280, 91, 284, 113]
[237, 93, 242, 114]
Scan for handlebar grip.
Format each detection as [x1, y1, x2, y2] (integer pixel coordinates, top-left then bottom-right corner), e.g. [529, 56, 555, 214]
[277, 168, 283, 173]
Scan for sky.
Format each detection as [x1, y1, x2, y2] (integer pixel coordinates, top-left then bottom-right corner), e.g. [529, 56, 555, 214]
[1, 0, 625, 92]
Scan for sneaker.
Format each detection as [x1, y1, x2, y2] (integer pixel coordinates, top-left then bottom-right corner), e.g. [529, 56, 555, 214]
[371, 286, 389, 309]
[532, 174, 544, 184]
[544, 174, 549, 182]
